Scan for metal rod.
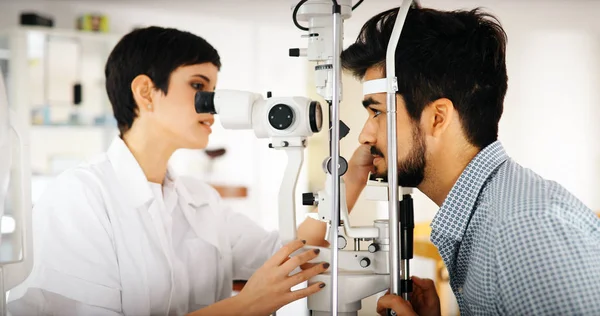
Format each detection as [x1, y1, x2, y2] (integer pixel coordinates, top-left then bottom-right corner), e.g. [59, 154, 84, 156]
[400, 192, 415, 301]
[386, 90, 400, 297]
[330, 5, 343, 315]
[402, 259, 410, 301]
[354, 238, 360, 251]
[386, 1, 412, 301]
[1, 267, 5, 316]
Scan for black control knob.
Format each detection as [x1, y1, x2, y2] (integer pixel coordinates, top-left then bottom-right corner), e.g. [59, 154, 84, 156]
[368, 243, 380, 253]
[302, 193, 316, 206]
[360, 257, 371, 268]
[269, 104, 294, 130]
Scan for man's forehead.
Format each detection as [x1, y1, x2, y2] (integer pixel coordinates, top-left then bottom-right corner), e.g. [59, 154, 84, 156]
[364, 66, 385, 81]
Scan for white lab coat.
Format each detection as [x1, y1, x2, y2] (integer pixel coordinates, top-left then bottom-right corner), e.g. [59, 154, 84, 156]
[8, 136, 282, 315]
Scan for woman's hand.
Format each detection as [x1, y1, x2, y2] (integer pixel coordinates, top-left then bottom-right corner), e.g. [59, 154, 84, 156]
[235, 239, 329, 316]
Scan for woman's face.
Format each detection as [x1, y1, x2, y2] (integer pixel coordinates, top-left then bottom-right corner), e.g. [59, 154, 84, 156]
[149, 62, 218, 150]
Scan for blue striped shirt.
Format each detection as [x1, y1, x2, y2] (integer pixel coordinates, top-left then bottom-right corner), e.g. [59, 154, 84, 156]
[430, 141, 600, 315]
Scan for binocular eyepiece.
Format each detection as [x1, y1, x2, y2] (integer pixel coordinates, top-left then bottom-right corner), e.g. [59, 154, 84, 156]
[195, 91, 217, 115]
[193, 90, 323, 138]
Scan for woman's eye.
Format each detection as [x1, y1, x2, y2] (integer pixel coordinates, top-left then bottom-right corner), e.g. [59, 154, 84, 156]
[191, 83, 204, 90]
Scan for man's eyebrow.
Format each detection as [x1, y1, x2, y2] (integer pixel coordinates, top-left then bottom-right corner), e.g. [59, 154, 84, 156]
[362, 97, 380, 108]
[191, 74, 211, 83]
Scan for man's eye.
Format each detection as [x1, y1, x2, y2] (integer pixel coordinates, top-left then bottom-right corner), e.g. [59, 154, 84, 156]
[191, 83, 204, 90]
[367, 106, 383, 118]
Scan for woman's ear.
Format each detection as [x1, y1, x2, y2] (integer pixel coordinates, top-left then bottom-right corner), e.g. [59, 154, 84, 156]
[131, 74, 155, 113]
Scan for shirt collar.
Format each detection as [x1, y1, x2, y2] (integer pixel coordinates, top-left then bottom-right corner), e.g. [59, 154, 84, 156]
[106, 136, 209, 209]
[172, 173, 210, 208]
[430, 141, 509, 241]
[107, 136, 154, 208]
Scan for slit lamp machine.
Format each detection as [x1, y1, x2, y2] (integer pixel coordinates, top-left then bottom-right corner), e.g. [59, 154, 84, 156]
[195, 0, 418, 315]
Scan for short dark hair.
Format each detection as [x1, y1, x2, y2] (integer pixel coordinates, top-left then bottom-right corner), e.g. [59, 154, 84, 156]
[105, 26, 221, 135]
[341, 7, 508, 149]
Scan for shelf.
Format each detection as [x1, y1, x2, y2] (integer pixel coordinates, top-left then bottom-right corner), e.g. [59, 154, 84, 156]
[0, 26, 122, 43]
[0, 48, 9, 59]
[30, 123, 114, 129]
[210, 184, 248, 198]
[1, 215, 16, 234]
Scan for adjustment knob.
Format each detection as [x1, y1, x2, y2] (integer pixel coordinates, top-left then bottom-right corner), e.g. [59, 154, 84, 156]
[360, 257, 371, 268]
[269, 104, 294, 130]
[302, 193, 317, 206]
[337, 236, 347, 250]
[368, 243, 380, 253]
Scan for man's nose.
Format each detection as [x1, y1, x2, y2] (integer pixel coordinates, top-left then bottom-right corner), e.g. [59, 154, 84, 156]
[358, 121, 376, 145]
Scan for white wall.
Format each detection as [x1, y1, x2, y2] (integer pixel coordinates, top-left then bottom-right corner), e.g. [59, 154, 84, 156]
[0, 0, 314, 229]
[502, 30, 600, 209]
[0, 2, 311, 314]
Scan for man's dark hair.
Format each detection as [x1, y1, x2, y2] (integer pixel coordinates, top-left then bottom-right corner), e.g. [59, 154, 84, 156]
[105, 26, 221, 135]
[341, 7, 508, 149]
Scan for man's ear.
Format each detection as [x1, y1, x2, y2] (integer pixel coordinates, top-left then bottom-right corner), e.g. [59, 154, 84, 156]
[421, 98, 455, 138]
[131, 74, 155, 113]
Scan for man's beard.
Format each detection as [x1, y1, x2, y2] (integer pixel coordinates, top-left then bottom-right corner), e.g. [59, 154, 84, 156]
[370, 126, 426, 188]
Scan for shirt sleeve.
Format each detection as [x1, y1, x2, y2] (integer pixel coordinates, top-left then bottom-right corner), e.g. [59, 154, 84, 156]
[494, 203, 600, 315]
[222, 203, 282, 281]
[8, 169, 123, 315]
[8, 288, 123, 316]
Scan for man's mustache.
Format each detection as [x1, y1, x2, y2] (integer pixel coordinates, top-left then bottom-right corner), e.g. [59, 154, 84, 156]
[370, 146, 384, 158]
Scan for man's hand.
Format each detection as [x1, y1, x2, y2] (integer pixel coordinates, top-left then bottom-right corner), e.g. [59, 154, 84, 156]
[342, 144, 374, 213]
[345, 144, 374, 184]
[297, 144, 374, 247]
[377, 276, 441, 316]
[377, 294, 417, 316]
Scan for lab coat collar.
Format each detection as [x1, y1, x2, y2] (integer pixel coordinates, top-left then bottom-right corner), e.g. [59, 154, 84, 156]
[106, 136, 154, 208]
[106, 136, 211, 209]
[172, 174, 211, 208]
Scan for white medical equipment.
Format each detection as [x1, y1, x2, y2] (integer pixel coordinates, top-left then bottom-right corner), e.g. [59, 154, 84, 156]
[195, 90, 323, 240]
[195, 1, 417, 314]
[0, 71, 33, 316]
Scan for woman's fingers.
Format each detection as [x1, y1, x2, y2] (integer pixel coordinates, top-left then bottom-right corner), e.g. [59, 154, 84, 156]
[299, 262, 319, 270]
[280, 247, 321, 274]
[286, 281, 326, 302]
[284, 262, 330, 289]
[265, 239, 306, 267]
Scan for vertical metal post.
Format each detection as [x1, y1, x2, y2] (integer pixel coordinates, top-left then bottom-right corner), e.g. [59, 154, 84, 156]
[386, 2, 413, 305]
[330, 3, 343, 315]
[0, 267, 6, 316]
[386, 89, 400, 298]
